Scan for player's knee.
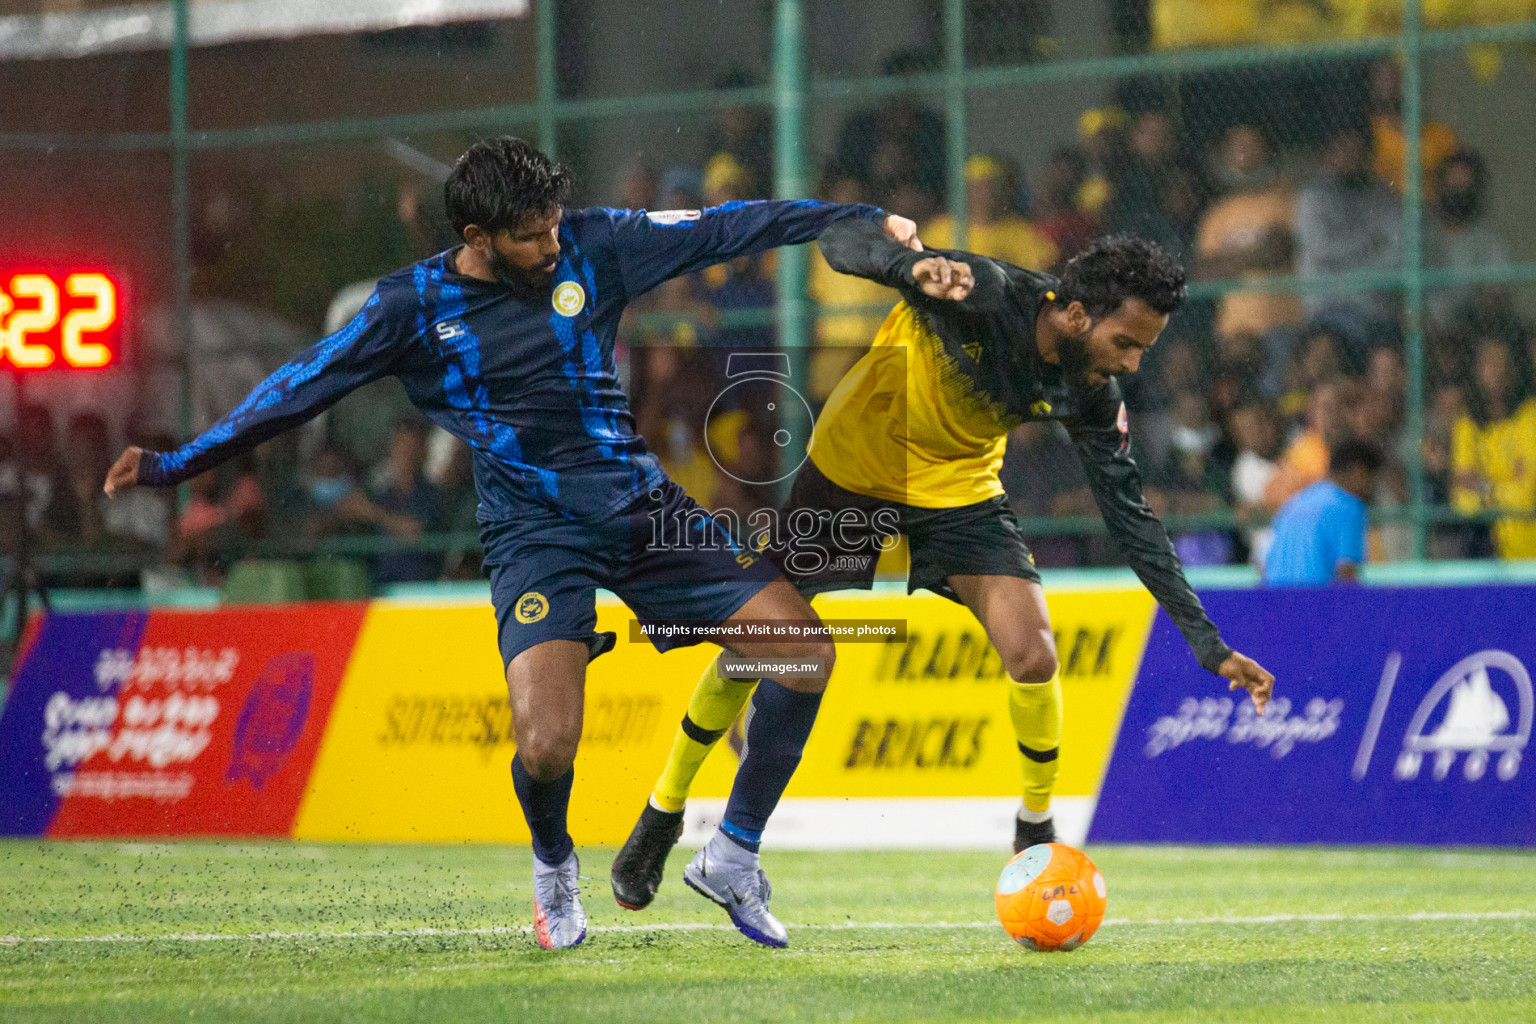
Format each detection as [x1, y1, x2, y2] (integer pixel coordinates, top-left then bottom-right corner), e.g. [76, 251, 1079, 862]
[758, 637, 836, 672]
[1004, 645, 1057, 685]
[517, 726, 580, 781]
[765, 638, 834, 693]
[809, 639, 836, 679]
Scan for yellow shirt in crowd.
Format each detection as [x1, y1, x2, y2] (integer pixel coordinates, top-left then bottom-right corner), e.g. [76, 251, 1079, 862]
[1452, 399, 1536, 559]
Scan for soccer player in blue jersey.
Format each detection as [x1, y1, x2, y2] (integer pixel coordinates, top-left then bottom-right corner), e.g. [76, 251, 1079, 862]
[104, 137, 920, 950]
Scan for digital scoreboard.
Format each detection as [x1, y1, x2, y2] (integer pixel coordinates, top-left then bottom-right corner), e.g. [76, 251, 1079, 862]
[0, 269, 125, 370]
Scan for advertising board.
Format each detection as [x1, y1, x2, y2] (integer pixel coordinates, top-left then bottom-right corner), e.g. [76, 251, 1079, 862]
[17, 585, 1516, 847]
[1089, 586, 1536, 845]
[0, 606, 366, 837]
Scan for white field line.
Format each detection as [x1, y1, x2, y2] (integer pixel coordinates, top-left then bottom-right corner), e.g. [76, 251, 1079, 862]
[0, 909, 1531, 946]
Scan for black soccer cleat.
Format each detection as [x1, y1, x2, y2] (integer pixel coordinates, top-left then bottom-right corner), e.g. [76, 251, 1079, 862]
[611, 803, 685, 910]
[1013, 814, 1057, 854]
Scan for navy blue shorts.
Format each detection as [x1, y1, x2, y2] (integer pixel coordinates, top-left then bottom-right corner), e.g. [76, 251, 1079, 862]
[481, 479, 782, 667]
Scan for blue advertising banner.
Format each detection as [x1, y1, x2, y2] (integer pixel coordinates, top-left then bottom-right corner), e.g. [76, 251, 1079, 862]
[1089, 586, 1536, 845]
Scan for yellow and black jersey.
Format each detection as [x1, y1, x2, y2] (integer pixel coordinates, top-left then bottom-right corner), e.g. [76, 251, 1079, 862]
[810, 218, 1126, 509]
[807, 217, 1233, 674]
[808, 302, 1011, 507]
[808, 298, 1095, 509]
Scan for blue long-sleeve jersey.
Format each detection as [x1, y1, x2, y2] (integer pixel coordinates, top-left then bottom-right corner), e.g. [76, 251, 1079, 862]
[140, 200, 884, 521]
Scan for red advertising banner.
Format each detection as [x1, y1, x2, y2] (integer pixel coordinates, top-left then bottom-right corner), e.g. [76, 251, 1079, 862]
[9, 604, 368, 838]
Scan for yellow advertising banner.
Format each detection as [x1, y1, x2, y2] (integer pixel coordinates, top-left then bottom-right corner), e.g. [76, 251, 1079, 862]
[294, 588, 1158, 844]
[690, 589, 1158, 801]
[293, 600, 713, 843]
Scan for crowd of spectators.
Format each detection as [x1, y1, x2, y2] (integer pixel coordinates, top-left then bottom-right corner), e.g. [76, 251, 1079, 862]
[620, 54, 1535, 575]
[6, 56, 1533, 593]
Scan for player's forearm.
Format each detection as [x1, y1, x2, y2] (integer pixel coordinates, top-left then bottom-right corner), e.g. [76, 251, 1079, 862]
[817, 216, 922, 287]
[716, 200, 884, 260]
[141, 305, 399, 487]
[140, 368, 370, 487]
[1116, 522, 1234, 673]
[137, 405, 306, 487]
[1083, 451, 1233, 673]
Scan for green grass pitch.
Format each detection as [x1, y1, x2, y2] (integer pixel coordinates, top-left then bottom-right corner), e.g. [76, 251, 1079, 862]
[1, 842, 1533, 1022]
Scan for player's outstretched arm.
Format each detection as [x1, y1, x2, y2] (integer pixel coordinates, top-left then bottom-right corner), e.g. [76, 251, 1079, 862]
[104, 291, 405, 496]
[1069, 393, 1274, 713]
[819, 217, 1007, 312]
[608, 201, 914, 299]
[818, 215, 927, 286]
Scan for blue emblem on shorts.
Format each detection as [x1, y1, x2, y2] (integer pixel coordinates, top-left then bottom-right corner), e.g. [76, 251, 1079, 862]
[226, 652, 315, 789]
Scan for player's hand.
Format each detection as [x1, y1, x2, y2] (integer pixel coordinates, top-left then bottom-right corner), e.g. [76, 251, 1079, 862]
[1219, 651, 1274, 716]
[104, 447, 144, 499]
[911, 256, 974, 302]
[883, 213, 923, 251]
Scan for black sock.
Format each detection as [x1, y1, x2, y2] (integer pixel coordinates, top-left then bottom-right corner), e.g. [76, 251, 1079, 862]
[511, 754, 575, 866]
[721, 679, 823, 853]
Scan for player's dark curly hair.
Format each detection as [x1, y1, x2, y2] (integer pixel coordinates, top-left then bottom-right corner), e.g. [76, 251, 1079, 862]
[445, 136, 574, 240]
[1056, 234, 1187, 319]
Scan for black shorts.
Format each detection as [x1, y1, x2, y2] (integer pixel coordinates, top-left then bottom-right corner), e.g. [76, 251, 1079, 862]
[768, 461, 1040, 603]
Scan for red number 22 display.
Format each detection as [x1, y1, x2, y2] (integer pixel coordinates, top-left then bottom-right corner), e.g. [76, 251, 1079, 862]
[0, 271, 122, 370]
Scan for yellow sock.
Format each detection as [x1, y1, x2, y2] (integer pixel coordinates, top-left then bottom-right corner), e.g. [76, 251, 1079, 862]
[1008, 672, 1063, 816]
[651, 656, 757, 812]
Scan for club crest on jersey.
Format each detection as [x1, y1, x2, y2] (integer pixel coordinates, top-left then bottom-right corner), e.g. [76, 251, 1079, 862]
[552, 281, 586, 317]
[515, 591, 550, 624]
[435, 320, 467, 341]
[645, 209, 701, 226]
[1117, 402, 1129, 434]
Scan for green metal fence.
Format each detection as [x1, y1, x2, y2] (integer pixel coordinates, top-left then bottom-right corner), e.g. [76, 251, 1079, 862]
[3, 0, 1536, 589]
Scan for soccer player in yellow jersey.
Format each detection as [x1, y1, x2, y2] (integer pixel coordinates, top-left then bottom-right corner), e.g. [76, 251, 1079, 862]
[611, 218, 1275, 913]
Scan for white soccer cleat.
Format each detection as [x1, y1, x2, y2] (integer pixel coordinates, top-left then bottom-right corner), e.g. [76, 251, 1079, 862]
[532, 851, 588, 950]
[683, 842, 788, 948]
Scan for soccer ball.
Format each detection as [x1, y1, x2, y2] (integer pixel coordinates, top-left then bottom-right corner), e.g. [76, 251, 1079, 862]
[995, 842, 1107, 951]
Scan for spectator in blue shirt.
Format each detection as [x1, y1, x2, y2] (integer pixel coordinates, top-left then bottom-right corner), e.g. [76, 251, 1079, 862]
[1265, 437, 1385, 586]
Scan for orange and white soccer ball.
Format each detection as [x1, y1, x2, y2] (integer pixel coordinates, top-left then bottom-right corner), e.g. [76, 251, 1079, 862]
[995, 842, 1107, 951]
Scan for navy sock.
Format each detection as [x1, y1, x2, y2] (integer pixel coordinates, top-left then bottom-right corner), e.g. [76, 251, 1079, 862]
[721, 679, 823, 853]
[511, 754, 575, 866]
